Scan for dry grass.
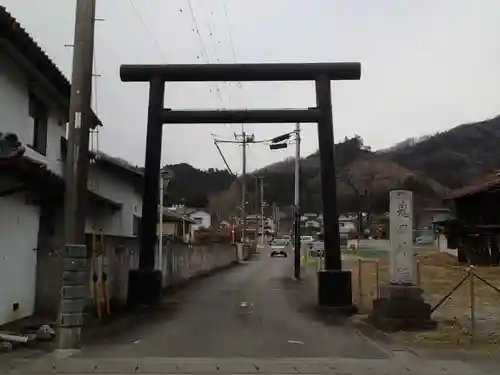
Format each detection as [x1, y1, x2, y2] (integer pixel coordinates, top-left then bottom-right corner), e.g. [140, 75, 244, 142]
[344, 249, 500, 350]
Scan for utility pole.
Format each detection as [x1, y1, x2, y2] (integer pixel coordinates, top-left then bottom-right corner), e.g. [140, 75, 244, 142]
[254, 177, 259, 215]
[272, 201, 278, 237]
[158, 175, 163, 269]
[232, 132, 254, 243]
[157, 167, 172, 270]
[241, 132, 247, 243]
[214, 133, 254, 243]
[293, 122, 301, 280]
[60, 0, 96, 349]
[259, 176, 265, 247]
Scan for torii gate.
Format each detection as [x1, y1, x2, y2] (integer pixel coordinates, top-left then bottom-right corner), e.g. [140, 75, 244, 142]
[120, 62, 361, 312]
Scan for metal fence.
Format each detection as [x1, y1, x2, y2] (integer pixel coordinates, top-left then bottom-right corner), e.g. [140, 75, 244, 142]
[351, 255, 500, 344]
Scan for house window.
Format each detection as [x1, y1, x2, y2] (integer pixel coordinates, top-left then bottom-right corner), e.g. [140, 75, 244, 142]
[29, 93, 48, 155]
[133, 215, 141, 236]
[194, 217, 203, 225]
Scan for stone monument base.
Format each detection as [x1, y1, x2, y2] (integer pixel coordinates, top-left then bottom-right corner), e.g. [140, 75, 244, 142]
[370, 284, 436, 332]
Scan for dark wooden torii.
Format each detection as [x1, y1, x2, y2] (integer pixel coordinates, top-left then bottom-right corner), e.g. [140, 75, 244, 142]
[120, 62, 361, 311]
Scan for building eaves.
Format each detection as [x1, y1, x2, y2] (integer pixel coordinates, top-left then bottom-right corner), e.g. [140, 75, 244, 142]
[163, 208, 196, 224]
[91, 151, 143, 179]
[0, 155, 121, 209]
[0, 6, 102, 127]
[445, 172, 500, 200]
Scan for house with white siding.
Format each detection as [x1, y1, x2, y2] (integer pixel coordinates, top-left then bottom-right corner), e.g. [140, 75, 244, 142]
[170, 207, 211, 231]
[0, 6, 144, 325]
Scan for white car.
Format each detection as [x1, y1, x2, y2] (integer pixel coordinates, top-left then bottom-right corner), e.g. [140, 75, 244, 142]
[270, 239, 288, 257]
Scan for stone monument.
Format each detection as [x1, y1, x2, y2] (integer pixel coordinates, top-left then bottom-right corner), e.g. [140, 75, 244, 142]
[371, 190, 436, 331]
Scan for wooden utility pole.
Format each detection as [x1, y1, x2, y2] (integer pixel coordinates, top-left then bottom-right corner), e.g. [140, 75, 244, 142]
[259, 176, 264, 246]
[59, 0, 96, 349]
[234, 132, 253, 242]
[293, 122, 301, 280]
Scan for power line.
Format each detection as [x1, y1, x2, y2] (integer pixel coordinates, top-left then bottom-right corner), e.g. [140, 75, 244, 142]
[213, 140, 234, 175]
[223, 1, 244, 130]
[185, 0, 226, 106]
[223, 1, 238, 65]
[127, 0, 169, 62]
[186, 0, 210, 63]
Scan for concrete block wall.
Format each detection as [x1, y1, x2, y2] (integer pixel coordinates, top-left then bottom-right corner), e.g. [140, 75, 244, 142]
[159, 242, 238, 288]
[34, 236, 237, 320]
[108, 240, 238, 307]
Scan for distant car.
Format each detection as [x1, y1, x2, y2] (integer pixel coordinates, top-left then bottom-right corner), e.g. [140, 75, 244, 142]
[270, 238, 288, 257]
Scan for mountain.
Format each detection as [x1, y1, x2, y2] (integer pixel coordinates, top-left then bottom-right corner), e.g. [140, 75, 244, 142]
[244, 114, 500, 214]
[208, 135, 449, 217]
[384, 115, 500, 189]
[163, 163, 236, 208]
[167, 114, 500, 216]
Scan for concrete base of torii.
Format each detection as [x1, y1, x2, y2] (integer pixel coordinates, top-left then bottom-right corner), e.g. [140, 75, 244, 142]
[317, 269, 357, 315]
[370, 284, 436, 332]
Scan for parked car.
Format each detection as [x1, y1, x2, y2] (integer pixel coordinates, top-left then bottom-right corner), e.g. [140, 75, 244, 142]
[270, 238, 288, 257]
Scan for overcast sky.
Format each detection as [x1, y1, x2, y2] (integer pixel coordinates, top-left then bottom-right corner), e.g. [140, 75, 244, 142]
[3, 0, 500, 173]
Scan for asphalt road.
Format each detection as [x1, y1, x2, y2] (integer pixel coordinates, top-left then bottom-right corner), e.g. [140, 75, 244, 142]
[77, 248, 388, 359]
[6, 249, 496, 374]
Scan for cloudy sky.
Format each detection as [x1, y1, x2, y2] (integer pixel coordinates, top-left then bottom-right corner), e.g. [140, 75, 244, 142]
[2, 0, 500, 173]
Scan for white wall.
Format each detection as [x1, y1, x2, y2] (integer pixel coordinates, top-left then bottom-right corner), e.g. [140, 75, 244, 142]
[339, 220, 356, 235]
[87, 166, 142, 238]
[0, 52, 66, 176]
[0, 194, 40, 325]
[190, 210, 211, 231]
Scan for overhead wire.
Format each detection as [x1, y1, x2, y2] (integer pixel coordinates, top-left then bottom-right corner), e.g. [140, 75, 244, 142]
[185, 0, 210, 63]
[127, 0, 169, 62]
[185, 0, 225, 103]
[185, 0, 240, 172]
[213, 140, 234, 175]
[201, 3, 237, 138]
[125, 0, 237, 175]
[223, 1, 238, 72]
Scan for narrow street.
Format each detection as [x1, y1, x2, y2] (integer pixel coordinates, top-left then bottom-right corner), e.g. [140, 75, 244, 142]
[79, 249, 387, 359]
[5, 249, 496, 374]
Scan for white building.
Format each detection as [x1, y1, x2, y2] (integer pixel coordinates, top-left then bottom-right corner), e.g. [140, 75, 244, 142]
[339, 216, 356, 235]
[169, 206, 212, 233]
[0, 7, 143, 324]
[189, 210, 211, 231]
[304, 219, 321, 229]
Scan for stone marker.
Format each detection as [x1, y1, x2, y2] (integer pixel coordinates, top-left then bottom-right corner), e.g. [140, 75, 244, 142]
[371, 190, 436, 331]
[389, 190, 413, 284]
